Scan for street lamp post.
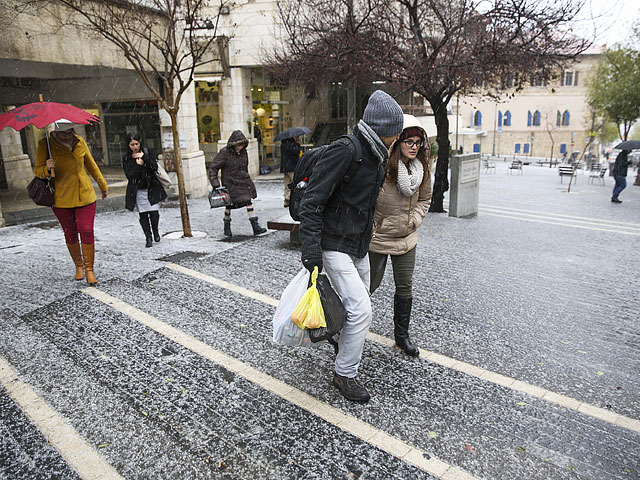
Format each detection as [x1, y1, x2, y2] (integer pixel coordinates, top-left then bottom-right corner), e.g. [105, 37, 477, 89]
[492, 103, 498, 156]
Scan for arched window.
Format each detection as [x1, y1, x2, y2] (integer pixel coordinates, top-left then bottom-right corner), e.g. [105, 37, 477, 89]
[504, 111, 511, 126]
[557, 111, 562, 126]
[498, 110, 503, 127]
[473, 110, 482, 127]
[527, 111, 532, 127]
[533, 110, 541, 126]
[562, 110, 570, 126]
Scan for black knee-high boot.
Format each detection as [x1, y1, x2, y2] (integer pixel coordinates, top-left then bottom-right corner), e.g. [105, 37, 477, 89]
[394, 295, 419, 356]
[149, 211, 161, 242]
[223, 212, 232, 237]
[139, 212, 153, 247]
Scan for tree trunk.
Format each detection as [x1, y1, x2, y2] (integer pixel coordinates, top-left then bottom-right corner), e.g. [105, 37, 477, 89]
[169, 111, 192, 237]
[429, 99, 450, 213]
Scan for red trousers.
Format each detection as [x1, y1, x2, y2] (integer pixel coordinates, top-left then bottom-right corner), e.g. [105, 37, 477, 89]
[52, 202, 96, 244]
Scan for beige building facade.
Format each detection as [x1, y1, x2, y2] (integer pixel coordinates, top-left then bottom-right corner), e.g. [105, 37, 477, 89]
[452, 50, 602, 161]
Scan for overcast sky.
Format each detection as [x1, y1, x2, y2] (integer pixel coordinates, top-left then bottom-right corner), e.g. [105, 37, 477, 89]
[574, 0, 640, 47]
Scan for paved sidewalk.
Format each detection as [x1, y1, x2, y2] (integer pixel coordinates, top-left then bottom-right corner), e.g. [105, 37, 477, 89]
[1, 164, 639, 479]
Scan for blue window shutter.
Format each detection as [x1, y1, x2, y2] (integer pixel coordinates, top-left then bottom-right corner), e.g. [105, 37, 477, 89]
[563, 110, 570, 126]
[473, 143, 480, 153]
[498, 111, 502, 127]
[557, 111, 561, 126]
[560, 143, 566, 153]
[534, 111, 540, 126]
[523, 144, 529, 153]
[515, 143, 521, 153]
[478, 111, 482, 126]
[527, 111, 532, 126]
[505, 111, 511, 126]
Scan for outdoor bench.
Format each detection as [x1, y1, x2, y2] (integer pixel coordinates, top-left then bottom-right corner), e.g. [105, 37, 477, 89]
[507, 160, 523, 175]
[588, 167, 608, 185]
[558, 166, 577, 183]
[483, 158, 496, 174]
[267, 214, 300, 246]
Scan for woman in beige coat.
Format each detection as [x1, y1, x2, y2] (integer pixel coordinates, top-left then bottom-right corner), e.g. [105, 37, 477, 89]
[369, 115, 431, 356]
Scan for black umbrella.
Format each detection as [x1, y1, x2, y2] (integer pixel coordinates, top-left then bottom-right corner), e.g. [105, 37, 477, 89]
[274, 126, 311, 142]
[614, 140, 640, 150]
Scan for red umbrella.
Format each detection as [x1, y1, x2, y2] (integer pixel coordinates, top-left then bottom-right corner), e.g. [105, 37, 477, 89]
[0, 102, 100, 177]
[0, 102, 100, 131]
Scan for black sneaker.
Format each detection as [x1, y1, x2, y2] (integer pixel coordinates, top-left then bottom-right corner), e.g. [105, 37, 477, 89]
[332, 373, 370, 403]
[611, 198, 622, 203]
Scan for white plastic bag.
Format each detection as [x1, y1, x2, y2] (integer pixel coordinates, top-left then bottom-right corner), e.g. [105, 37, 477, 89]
[272, 268, 312, 347]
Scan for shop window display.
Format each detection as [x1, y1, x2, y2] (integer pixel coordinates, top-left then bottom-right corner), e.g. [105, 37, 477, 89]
[196, 82, 220, 144]
[252, 84, 293, 166]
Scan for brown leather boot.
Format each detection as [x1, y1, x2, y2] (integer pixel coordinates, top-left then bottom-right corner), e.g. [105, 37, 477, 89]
[66, 243, 84, 281]
[81, 243, 98, 286]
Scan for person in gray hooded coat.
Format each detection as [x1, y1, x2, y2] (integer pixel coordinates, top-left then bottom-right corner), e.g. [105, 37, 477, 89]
[208, 130, 267, 236]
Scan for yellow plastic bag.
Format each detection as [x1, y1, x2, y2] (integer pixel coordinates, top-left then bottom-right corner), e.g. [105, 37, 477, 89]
[291, 266, 326, 330]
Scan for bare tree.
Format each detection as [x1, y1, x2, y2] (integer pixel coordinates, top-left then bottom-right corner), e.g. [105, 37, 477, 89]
[43, 0, 229, 236]
[271, 0, 590, 212]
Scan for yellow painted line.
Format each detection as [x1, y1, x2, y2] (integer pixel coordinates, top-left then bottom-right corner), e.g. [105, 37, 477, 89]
[0, 356, 123, 480]
[481, 211, 640, 236]
[163, 263, 640, 434]
[480, 207, 640, 232]
[83, 287, 477, 480]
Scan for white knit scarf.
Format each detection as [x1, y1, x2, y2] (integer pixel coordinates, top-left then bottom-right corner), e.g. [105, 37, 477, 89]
[397, 158, 423, 196]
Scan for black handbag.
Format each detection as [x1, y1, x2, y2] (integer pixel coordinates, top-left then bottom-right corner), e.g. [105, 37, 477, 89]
[208, 186, 232, 208]
[27, 177, 55, 207]
[308, 274, 347, 343]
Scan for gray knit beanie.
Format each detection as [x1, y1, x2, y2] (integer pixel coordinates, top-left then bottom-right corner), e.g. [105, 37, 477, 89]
[362, 90, 404, 137]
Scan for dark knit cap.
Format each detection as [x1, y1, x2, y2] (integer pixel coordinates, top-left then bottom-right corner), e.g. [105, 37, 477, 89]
[362, 90, 404, 137]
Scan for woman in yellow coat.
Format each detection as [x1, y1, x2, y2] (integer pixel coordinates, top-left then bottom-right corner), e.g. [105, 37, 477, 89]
[34, 121, 108, 286]
[369, 115, 432, 356]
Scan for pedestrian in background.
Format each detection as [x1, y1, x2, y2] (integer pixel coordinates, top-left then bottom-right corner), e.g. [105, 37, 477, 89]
[281, 136, 301, 208]
[208, 130, 267, 237]
[34, 121, 108, 286]
[369, 115, 432, 357]
[123, 133, 167, 247]
[299, 90, 404, 403]
[611, 149, 632, 203]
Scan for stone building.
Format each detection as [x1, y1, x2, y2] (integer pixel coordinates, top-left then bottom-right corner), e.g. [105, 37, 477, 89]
[450, 46, 603, 161]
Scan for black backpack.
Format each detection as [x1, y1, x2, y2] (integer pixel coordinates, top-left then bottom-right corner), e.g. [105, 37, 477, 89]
[288, 134, 363, 221]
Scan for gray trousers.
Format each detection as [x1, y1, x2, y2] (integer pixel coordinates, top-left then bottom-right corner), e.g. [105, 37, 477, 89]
[322, 250, 371, 378]
[369, 247, 416, 298]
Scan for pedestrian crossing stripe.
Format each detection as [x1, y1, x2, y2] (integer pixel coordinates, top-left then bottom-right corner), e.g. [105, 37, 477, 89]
[164, 262, 640, 435]
[0, 356, 124, 480]
[83, 286, 478, 480]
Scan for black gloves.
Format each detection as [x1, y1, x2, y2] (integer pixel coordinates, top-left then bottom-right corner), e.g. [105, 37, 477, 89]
[303, 256, 323, 274]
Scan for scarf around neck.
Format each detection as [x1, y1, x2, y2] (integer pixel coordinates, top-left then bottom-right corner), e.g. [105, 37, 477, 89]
[397, 158, 424, 196]
[357, 120, 389, 165]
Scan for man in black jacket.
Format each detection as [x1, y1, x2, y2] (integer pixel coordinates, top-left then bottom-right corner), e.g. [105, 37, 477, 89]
[299, 90, 404, 403]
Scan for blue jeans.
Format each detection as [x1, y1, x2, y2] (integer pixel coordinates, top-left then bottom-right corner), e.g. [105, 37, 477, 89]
[322, 251, 371, 378]
[612, 175, 627, 199]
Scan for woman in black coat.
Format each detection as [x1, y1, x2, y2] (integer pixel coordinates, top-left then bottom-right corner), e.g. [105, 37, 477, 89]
[208, 130, 267, 237]
[123, 133, 167, 247]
